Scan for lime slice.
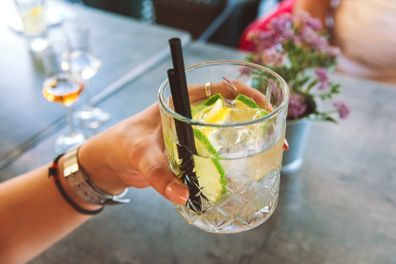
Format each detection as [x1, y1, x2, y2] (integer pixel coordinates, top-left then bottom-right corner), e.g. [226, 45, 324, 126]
[193, 155, 226, 203]
[235, 94, 259, 108]
[193, 128, 217, 157]
[193, 128, 227, 203]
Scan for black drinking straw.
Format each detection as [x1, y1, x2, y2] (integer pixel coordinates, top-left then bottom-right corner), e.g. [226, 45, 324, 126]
[167, 38, 202, 212]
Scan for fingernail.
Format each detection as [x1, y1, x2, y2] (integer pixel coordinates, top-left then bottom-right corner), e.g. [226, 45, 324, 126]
[165, 180, 189, 205]
[283, 140, 289, 151]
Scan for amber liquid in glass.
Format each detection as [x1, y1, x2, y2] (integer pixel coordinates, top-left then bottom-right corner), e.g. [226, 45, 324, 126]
[42, 73, 84, 106]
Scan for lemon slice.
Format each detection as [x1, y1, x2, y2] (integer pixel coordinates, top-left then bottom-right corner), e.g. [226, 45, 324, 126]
[192, 93, 231, 137]
[192, 93, 223, 117]
[22, 6, 45, 35]
[192, 93, 230, 124]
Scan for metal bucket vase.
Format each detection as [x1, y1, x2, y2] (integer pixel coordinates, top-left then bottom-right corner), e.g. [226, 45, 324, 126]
[281, 118, 312, 174]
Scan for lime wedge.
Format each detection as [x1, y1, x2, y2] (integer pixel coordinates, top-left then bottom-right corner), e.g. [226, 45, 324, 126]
[235, 94, 259, 108]
[193, 128, 227, 203]
[193, 155, 226, 203]
[193, 128, 217, 157]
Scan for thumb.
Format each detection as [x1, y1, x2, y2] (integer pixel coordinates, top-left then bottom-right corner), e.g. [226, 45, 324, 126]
[138, 145, 189, 205]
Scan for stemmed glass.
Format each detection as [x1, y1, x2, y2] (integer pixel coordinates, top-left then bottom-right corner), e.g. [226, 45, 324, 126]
[41, 29, 86, 153]
[62, 20, 111, 129]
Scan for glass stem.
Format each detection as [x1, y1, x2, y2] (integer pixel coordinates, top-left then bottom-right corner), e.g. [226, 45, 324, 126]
[83, 79, 94, 108]
[66, 105, 76, 135]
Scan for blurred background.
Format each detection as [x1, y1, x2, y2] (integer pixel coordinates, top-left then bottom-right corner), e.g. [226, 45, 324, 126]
[65, 0, 264, 47]
[0, 0, 395, 263]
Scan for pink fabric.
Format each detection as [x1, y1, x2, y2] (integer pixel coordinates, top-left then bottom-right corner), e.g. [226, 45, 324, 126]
[239, 0, 295, 51]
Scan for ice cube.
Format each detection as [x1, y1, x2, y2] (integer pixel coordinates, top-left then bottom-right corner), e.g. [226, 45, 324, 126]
[209, 124, 266, 159]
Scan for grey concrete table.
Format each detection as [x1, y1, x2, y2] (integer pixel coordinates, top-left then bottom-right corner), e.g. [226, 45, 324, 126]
[1, 42, 395, 264]
[0, 1, 190, 168]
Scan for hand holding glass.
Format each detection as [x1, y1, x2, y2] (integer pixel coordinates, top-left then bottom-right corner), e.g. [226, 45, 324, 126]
[159, 61, 289, 233]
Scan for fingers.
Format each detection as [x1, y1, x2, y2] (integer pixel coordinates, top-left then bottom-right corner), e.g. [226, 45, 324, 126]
[138, 143, 189, 205]
[283, 139, 289, 151]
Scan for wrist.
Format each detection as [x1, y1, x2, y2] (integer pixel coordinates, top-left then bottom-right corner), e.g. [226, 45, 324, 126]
[57, 156, 102, 211]
[78, 141, 127, 195]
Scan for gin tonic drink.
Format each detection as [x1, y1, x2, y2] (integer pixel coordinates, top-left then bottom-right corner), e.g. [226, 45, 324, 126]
[159, 61, 289, 233]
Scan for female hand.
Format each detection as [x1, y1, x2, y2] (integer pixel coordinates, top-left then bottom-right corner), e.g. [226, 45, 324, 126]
[78, 103, 189, 205]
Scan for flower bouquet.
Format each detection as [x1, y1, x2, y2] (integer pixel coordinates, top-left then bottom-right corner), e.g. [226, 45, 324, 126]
[245, 12, 350, 173]
[246, 12, 349, 121]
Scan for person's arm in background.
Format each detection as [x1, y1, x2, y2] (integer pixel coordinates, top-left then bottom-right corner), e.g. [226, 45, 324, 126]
[0, 103, 189, 264]
[294, 0, 332, 26]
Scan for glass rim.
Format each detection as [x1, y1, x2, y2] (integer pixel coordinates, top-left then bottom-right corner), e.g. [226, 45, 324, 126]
[158, 60, 289, 128]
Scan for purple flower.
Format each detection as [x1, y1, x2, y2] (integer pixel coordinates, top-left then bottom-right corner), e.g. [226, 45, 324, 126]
[255, 31, 279, 50]
[333, 101, 350, 119]
[259, 47, 284, 66]
[299, 26, 328, 51]
[315, 68, 329, 90]
[288, 93, 308, 119]
[269, 14, 294, 40]
[295, 11, 322, 31]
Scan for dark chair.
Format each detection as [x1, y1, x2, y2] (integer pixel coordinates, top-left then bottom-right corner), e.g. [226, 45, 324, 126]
[79, 0, 260, 47]
[152, 0, 227, 39]
[200, 0, 261, 47]
[81, 0, 152, 20]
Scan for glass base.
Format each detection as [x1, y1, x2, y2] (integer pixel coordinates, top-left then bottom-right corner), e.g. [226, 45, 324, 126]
[74, 106, 111, 130]
[54, 132, 86, 154]
[177, 170, 280, 234]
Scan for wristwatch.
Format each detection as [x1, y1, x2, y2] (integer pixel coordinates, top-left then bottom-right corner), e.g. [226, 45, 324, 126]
[63, 147, 130, 205]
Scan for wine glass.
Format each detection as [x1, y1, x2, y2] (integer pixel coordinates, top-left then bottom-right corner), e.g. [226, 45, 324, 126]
[62, 20, 111, 130]
[41, 29, 87, 153]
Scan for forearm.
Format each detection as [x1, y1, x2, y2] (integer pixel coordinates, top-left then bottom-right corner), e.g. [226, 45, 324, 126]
[294, 0, 332, 25]
[0, 159, 98, 263]
[0, 106, 189, 263]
